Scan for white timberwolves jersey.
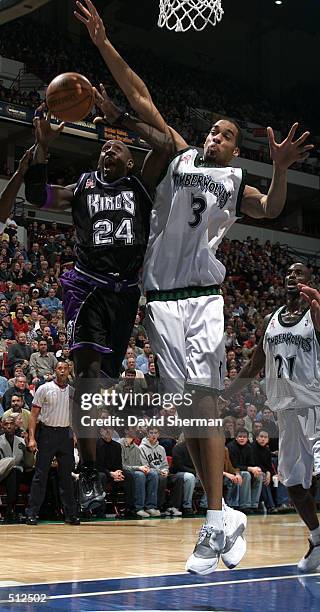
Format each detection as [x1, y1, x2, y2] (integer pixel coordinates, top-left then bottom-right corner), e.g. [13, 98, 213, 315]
[143, 148, 246, 291]
[264, 306, 320, 411]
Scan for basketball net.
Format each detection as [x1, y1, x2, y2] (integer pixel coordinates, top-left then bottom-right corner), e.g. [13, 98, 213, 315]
[158, 0, 224, 32]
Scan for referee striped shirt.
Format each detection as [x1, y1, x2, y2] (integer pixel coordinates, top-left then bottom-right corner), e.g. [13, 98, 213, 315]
[33, 380, 71, 427]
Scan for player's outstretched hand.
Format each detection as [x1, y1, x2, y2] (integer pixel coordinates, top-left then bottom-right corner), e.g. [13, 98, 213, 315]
[74, 0, 106, 47]
[33, 103, 65, 150]
[93, 84, 122, 126]
[267, 123, 314, 170]
[298, 284, 320, 331]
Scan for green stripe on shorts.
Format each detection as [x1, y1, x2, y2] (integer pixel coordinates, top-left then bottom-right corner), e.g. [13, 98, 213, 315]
[146, 284, 221, 302]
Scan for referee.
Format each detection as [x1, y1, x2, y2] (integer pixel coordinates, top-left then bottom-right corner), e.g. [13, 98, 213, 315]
[26, 362, 80, 525]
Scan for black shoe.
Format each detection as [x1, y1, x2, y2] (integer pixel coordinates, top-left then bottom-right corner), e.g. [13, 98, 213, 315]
[26, 516, 38, 525]
[79, 468, 106, 510]
[197, 507, 207, 516]
[182, 508, 196, 516]
[267, 507, 278, 514]
[4, 510, 18, 524]
[65, 516, 80, 525]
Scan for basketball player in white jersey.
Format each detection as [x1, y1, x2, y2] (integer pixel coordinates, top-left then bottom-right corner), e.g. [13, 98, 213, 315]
[75, 0, 314, 574]
[221, 264, 320, 572]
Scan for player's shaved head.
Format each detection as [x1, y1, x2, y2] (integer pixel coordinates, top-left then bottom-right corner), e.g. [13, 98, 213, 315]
[98, 139, 134, 180]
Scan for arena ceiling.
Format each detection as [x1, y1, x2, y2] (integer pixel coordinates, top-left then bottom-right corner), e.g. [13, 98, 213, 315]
[91, 0, 320, 118]
[112, 0, 320, 34]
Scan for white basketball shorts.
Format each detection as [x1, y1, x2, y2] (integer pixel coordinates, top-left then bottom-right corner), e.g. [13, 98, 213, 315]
[277, 406, 320, 489]
[145, 294, 226, 393]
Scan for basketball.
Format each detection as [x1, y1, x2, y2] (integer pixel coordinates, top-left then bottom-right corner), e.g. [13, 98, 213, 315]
[46, 72, 94, 122]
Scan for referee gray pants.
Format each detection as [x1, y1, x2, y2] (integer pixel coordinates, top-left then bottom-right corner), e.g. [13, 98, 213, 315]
[27, 424, 76, 518]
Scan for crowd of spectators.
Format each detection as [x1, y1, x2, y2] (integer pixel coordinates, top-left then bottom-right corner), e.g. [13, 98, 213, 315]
[0, 214, 319, 521]
[0, 17, 319, 175]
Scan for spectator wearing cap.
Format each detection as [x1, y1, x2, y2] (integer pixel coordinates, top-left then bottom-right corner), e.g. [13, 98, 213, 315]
[56, 344, 70, 362]
[3, 374, 33, 410]
[120, 428, 160, 518]
[29, 339, 58, 385]
[7, 331, 31, 376]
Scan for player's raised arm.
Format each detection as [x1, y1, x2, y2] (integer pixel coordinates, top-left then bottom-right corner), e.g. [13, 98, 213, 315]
[93, 85, 182, 189]
[240, 123, 314, 219]
[74, 0, 187, 150]
[0, 147, 34, 226]
[24, 106, 74, 211]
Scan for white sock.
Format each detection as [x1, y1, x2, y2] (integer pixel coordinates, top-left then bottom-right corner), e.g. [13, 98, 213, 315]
[310, 526, 320, 545]
[206, 509, 224, 530]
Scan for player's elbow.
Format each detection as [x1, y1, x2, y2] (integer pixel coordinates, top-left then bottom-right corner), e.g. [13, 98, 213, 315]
[264, 208, 280, 219]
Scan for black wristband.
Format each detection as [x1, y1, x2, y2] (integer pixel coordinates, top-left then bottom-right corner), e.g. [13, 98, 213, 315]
[116, 112, 130, 126]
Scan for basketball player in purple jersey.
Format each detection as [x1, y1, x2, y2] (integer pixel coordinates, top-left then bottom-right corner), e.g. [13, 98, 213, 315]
[23, 96, 177, 500]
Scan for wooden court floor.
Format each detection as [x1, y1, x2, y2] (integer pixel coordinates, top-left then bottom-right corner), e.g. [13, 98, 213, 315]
[0, 513, 317, 584]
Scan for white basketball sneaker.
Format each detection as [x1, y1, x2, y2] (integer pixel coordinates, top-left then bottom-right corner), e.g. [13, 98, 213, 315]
[298, 539, 320, 572]
[185, 524, 226, 575]
[221, 505, 247, 569]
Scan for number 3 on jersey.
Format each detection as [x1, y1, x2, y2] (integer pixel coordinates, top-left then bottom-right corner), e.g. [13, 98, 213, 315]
[189, 195, 207, 228]
[93, 219, 134, 245]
